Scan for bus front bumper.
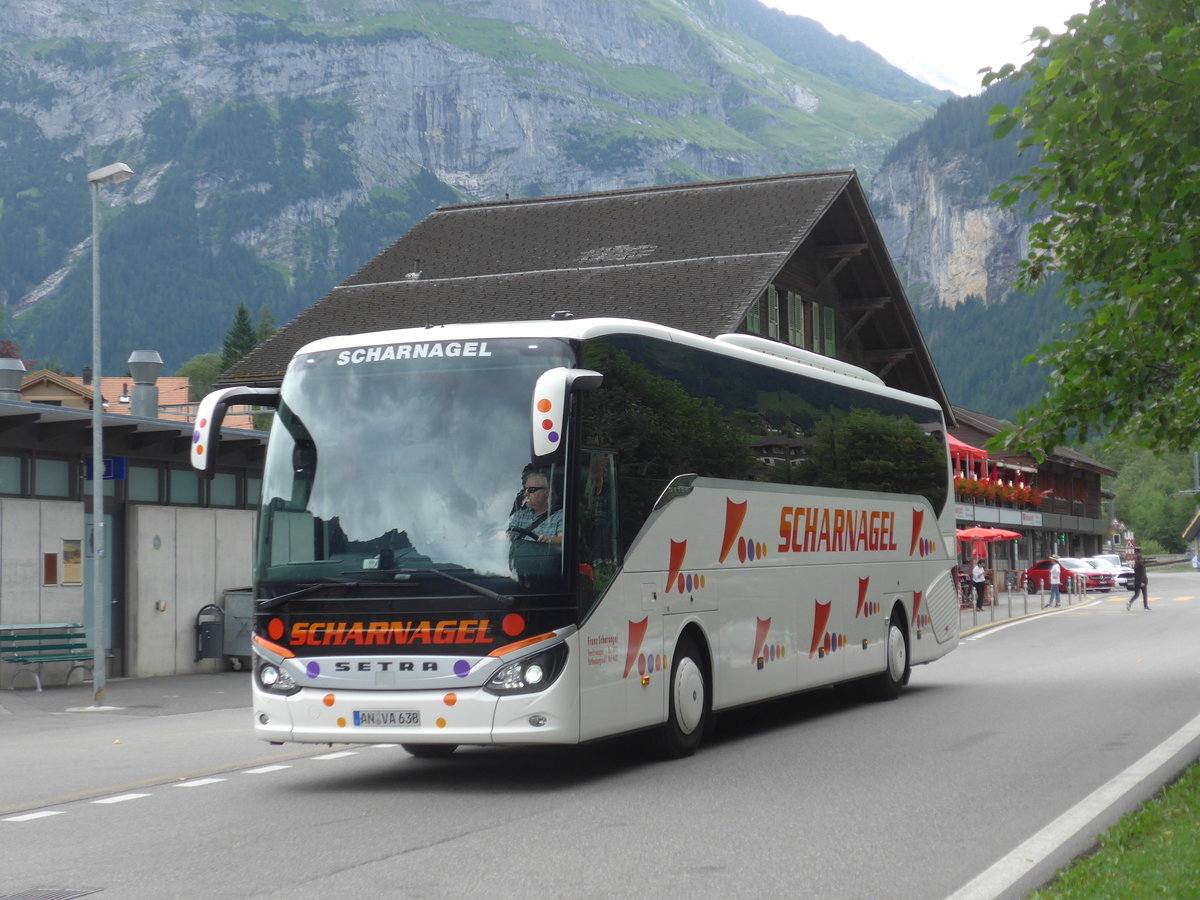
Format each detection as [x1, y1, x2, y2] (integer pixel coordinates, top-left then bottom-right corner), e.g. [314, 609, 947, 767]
[253, 672, 580, 746]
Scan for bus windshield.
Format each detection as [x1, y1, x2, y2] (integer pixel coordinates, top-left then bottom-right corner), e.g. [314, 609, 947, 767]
[256, 337, 576, 601]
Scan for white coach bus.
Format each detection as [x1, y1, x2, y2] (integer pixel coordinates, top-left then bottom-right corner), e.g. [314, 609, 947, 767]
[193, 317, 959, 758]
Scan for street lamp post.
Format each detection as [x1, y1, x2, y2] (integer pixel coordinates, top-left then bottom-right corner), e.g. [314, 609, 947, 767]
[87, 161, 133, 706]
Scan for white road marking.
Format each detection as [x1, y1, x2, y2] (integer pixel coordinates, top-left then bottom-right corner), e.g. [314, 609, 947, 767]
[964, 600, 1102, 640]
[312, 750, 357, 760]
[244, 764, 292, 774]
[3, 810, 64, 822]
[93, 793, 151, 804]
[173, 777, 226, 788]
[947, 709, 1200, 900]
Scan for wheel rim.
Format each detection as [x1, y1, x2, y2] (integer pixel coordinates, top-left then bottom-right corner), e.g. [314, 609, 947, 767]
[673, 656, 705, 735]
[886, 623, 907, 683]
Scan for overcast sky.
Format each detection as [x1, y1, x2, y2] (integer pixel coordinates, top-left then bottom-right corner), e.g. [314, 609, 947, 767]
[762, 1, 1094, 95]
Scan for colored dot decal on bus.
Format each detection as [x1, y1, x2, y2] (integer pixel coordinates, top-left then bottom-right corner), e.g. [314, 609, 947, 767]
[737, 537, 768, 564]
[444, 693, 457, 707]
[536, 399, 552, 413]
[436, 718, 447, 729]
[337, 718, 347, 728]
[323, 694, 335, 707]
[502, 613, 525, 636]
[646, 655, 655, 674]
[268, 618, 284, 640]
[685, 574, 693, 593]
[453, 659, 470, 677]
[192, 432, 200, 444]
[306, 661, 320, 678]
[638, 654, 647, 677]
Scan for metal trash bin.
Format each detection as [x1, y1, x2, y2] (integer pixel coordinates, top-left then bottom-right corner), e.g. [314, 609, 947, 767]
[222, 588, 253, 669]
[195, 603, 224, 662]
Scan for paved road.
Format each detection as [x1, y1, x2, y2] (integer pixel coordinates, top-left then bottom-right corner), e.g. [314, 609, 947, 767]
[2, 572, 1198, 899]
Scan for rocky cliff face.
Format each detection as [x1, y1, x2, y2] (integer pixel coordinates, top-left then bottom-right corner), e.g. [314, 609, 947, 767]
[0, 0, 943, 370]
[870, 146, 1030, 310]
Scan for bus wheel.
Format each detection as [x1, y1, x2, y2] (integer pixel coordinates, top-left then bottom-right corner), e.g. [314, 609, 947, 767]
[655, 636, 708, 758]
[870, 614, 909, 701]
[402, 743, 458, 758]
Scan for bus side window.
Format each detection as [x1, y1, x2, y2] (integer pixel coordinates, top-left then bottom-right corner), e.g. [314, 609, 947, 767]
[578, 449, 620, 609]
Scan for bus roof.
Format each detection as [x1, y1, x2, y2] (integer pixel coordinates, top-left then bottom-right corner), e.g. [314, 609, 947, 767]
[293, 317, 943, 414]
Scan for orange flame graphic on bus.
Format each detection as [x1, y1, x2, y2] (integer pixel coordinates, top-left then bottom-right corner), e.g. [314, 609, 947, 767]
[909, 508, 924, 556]
[719, 498, 748, 563]
[752, 617, 772, 664]
[666, 540, 687, 593]
[624, 617, 649, 679]
[809, 601, 832, 658]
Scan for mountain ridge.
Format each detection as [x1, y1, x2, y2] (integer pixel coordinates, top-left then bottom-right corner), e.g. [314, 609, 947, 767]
[1, 0, 950, 379]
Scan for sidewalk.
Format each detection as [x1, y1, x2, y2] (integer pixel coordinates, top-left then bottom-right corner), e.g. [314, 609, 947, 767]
[0, 670, 252, 732]
[958, 586, 1093, 635]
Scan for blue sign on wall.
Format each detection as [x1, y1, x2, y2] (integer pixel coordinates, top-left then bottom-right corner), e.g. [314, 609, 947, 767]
[85, 456, 127, 481]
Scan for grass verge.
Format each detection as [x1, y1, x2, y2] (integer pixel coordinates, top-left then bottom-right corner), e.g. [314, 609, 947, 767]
[1029, 759, 1200, 897]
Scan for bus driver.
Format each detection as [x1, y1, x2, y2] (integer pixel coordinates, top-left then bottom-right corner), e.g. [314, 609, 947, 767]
[507, 468, 563, 547]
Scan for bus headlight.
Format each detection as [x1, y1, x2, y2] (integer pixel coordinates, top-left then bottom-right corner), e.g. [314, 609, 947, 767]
[485, 643, 567, 695]
[256, 661, 300, 696]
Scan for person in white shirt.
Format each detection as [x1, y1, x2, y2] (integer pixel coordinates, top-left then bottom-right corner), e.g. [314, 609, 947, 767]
[1046, 556, 1062, 608]
[971, 560, 987, 610]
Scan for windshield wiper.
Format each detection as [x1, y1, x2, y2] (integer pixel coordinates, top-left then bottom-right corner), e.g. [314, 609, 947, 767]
[384, 567, 515, 608]
[257, 578, 375, 612]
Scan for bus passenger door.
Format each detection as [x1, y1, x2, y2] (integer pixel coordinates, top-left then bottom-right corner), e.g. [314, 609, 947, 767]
[576, 450, 665, 739]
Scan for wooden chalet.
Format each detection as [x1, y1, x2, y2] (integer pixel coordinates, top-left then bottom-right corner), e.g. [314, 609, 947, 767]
[226, 171, 953, 420]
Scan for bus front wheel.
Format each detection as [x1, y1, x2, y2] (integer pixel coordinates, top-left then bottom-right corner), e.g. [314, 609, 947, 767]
[654, 635, 708, 759]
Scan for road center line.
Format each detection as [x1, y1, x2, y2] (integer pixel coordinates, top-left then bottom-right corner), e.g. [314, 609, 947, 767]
[93, 793, 151, 804]
[946, 709, 1200, 900]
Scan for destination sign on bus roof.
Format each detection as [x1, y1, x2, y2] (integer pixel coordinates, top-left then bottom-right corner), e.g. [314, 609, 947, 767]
[335, 341, 493, 366]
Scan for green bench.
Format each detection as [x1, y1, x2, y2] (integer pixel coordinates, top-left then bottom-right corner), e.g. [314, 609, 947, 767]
[0, 623, 107, 692]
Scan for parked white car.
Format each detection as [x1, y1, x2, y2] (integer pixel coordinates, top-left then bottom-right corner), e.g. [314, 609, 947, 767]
[1086, 554, 1134, 590]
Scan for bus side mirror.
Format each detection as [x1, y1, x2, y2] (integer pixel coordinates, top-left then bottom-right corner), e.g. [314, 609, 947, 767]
[530, 368, 602, 464]
[191, 387, 280, 478]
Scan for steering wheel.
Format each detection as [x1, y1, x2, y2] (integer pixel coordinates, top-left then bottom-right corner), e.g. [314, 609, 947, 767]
[508, 526, 541, 542]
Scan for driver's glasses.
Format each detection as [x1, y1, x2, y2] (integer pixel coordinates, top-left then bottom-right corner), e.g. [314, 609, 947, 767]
[523, 485, 546, 494]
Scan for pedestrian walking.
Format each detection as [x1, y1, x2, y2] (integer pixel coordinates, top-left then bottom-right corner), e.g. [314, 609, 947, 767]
[1045, 555, 1062, 608]
[971, 559, 987, 610]
[1126, 550, 1150, 611]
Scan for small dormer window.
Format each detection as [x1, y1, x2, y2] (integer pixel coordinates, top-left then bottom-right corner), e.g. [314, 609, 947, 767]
[119, 382, 130, 404]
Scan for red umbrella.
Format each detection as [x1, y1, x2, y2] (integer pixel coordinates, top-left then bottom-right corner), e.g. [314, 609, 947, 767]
[956, 526, 1007, 541]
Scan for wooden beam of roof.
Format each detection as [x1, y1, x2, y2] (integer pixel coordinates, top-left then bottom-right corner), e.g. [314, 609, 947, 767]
[863, 347, 914, 380]
[841, 299, 892, 342]
[841, 296, 891, 313]
[818, 243, 868, 259]
[817, 255, 856, 290]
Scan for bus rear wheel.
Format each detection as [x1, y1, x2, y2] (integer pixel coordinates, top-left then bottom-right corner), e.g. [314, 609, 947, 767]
[402, 743, 458, 758]
[654, 635, 708, 759]
[869, 613, 909, 701]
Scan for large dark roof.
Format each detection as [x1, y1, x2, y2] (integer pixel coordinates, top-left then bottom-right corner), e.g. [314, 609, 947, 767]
[227, 171, 949, 415]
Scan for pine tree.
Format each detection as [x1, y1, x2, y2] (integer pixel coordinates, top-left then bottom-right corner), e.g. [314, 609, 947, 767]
[220, 303, 258, 371]
[254, 304, 276, 344]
